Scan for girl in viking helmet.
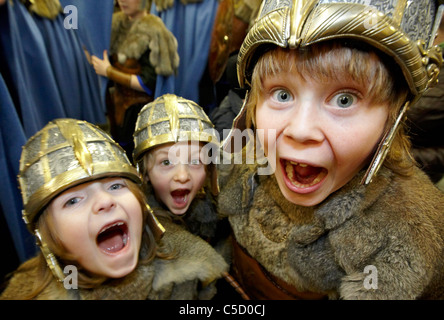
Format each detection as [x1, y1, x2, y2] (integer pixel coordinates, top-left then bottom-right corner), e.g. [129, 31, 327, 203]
[218, 0, 444, 299]
[133, 94, 227, 243]
[0, 118, 227, 300]
[92, 0, 179, 160]
[133, 94, 250, 299]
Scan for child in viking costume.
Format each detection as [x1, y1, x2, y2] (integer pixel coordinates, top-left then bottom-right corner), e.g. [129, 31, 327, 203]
[0, 118, 227, 300]
[92, 0, 179, 160]
[133, 94, 224, 243]
[218, 0, 444, 299]
[133, 94, 248, 299]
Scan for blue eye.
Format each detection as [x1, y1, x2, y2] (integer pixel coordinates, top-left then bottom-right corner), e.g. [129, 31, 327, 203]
[335, 93, 355, 108]
[109, 183, 124, 191]
[273, 89, 292, 102]
[64, 197, 80, 207]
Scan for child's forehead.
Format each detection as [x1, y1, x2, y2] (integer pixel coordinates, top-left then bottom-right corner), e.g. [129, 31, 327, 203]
[266, 45, 372, 74]
[59, 177, 126, 194]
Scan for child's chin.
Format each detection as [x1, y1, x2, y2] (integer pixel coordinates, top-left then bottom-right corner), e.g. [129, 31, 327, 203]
[170, 206, 189, 216]
[101, 258, 139, 279]
[279, 182, 327, 207]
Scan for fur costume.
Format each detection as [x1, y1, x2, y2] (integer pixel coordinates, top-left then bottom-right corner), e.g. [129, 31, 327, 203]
[0, 219, 228, 300]
[217, 160, 444, 299]
[110, 11, 179, 76]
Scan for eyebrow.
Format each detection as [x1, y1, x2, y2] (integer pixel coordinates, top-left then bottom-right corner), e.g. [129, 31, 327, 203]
[152, 149, 169, 157]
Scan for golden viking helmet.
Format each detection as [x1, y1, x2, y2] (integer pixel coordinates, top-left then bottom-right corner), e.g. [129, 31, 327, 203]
[133, 94, 220, 194]
[19, 118, 142, 232]
[19, 118, 164, 281]
[234, 0, 444, 184]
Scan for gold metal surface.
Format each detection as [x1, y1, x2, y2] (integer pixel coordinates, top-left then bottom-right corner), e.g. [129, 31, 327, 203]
[238, 0, 443, 96]
[133, 94, 220, 163]
[19, 118, 141, 232]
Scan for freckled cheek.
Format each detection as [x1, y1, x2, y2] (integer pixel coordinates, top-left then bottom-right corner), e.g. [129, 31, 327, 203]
[332, 132, 379, 169]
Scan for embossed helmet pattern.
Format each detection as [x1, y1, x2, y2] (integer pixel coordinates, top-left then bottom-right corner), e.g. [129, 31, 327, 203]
[19, 118, 141, 232]
[133, 93, 220, 163]
[238, 0, 443, 96]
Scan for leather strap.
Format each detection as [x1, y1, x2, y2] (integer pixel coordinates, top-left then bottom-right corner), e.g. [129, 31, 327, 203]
[231, 238, 327, 300]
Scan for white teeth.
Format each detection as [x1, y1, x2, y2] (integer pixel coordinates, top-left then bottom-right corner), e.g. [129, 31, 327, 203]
[100, 222, 124, 234]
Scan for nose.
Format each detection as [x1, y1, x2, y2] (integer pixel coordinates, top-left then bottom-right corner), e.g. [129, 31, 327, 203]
[283, 102, 324, 144]
[92, 189, 116, 214]
[173, 164, 190, 183]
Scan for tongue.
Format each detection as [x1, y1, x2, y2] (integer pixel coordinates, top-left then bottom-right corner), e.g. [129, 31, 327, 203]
[171, 189, 189, 204]
[97, 227, 124, 253]
[294, 165, 322, 184]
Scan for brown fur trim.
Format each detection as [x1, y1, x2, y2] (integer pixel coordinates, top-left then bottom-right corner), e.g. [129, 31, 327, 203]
[111, 12, 179, 76]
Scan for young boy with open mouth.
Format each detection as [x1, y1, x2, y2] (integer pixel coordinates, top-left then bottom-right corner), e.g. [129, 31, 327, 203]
[218, 0, 444, 300]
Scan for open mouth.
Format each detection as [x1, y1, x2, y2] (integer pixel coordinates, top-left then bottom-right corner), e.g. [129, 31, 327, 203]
[170, 189, 190, 208]
[96, 221, 129, 254]
[283, 160, 327, 189]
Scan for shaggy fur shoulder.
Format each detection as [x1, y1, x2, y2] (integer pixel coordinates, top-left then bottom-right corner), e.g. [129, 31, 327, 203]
[150, 218, 229, 299]
[1, 220, 228, 300]
[218, 161, 444, 299]
[111, 12, 179, 76]
[0, 257, 76, 300]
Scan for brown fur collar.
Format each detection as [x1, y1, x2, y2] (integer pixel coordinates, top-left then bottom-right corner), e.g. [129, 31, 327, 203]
[219, 160, 444, 299]
[1, 219, 227, 300]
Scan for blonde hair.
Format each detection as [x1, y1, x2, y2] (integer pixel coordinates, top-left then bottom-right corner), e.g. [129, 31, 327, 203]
[17, 179, 163, 299]
[246, 42, 414, 176]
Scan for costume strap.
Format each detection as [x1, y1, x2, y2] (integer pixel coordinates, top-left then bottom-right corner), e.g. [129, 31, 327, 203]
[231, 237, 327, 300]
